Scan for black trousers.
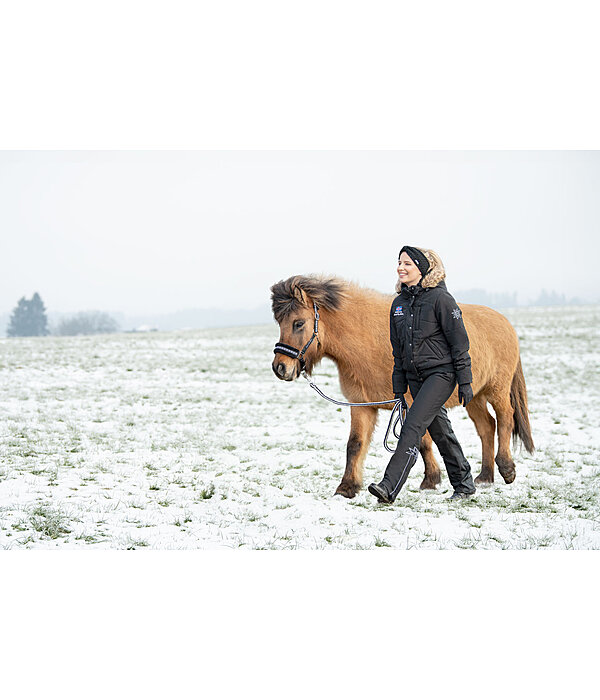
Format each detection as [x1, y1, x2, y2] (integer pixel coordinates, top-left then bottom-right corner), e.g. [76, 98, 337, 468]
[380, 370, 475, 499]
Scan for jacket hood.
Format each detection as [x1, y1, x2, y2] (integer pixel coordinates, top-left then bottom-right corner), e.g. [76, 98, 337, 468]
[394, 247, 447, 294]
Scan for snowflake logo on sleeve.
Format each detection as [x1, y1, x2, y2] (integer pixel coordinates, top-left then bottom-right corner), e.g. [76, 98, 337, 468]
[452, 307, 461, 320]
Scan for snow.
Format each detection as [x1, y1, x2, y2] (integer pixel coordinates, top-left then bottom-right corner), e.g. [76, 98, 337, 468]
[0, 305, 599, 549]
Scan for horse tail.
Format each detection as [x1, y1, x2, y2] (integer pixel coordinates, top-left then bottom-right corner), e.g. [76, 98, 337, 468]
[510, 356, 534, 453]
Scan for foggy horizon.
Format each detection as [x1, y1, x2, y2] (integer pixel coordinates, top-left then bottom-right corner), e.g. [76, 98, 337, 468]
[1, 285, 594, 337]
[2, 285, 596, 318]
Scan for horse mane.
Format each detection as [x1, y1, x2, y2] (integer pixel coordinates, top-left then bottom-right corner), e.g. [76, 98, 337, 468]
[270, 275, 348, 322]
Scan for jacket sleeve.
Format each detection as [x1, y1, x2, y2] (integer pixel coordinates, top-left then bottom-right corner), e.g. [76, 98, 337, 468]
[435, 292, 473, 385]
[390, 303, 407, 395]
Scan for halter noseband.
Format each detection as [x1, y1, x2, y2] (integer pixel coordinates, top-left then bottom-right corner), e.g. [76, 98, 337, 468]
[273, 302, 320, 372]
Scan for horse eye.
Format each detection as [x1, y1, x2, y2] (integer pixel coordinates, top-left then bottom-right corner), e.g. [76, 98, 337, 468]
[293, 320, 305, 331]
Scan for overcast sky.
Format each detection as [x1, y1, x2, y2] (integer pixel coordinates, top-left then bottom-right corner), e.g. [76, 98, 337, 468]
[1, 150, 598, 315]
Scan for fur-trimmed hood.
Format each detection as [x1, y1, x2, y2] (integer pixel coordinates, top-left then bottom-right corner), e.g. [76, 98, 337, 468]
[394, 247, 446, 294]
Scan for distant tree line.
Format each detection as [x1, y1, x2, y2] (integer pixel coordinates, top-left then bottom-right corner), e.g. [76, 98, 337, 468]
[456, 288, 586, 308]
[532, 289, 583, 306]
[455, 289, 518, 308]
[6, 293, 119, 337]
[55, 311, 119, 336]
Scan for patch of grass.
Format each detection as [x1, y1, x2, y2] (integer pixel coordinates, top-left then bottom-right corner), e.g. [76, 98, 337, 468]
[29, 505, 72, 539]
[532, 535, 554, 548]
[75, 533, 102, 544]
[199, 483, 215, 499]
[487, 534, 509, 548]
[374, 536, 391, 547]
[18, 448, 39, 458]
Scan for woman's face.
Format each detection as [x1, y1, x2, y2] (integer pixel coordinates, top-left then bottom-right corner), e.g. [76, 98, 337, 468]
[397, 252, 422, 286]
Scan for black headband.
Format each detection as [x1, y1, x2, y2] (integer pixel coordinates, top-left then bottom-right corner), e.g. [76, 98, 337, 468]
[399, 246, 430, 278]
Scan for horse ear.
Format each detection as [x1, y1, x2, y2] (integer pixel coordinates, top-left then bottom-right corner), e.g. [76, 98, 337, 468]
[292, 285, 307, 305]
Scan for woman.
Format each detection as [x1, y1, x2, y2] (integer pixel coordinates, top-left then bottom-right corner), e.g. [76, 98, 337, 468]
[368, 246, 476, 503]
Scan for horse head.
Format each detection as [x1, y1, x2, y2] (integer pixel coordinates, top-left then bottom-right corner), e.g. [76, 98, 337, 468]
[270, 275, 346, 381]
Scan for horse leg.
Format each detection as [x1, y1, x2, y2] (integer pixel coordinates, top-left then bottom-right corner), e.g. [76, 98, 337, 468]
[334, 406, 378, 499]
[490, 392, 517, 484]
[419, 431, 442, 489]
[466, 394, 496, 485]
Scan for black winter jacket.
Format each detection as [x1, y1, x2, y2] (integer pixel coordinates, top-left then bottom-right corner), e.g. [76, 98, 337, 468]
[390, 280, 472, 394]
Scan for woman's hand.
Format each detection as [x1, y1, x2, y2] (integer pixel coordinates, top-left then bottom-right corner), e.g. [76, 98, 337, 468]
[458, 384, 473, 407]
[394, 393, 408, 412]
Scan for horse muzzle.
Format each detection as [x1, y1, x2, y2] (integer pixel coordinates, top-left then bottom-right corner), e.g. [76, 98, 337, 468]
[272, 357, 299, 381]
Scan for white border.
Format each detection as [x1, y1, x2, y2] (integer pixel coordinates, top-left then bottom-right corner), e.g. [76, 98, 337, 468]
[0, 1, 598, 149]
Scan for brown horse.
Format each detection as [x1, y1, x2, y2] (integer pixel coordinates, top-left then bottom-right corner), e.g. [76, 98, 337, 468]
[271, 275, 534, 498]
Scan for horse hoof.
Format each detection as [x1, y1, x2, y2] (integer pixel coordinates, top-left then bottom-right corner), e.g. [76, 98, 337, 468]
[497, 464, 516, 484]
[495, 457, 516, 484]
[474, 473, 494, 486]
[419, 478, 439, 490]
[334, 482, 359, 499]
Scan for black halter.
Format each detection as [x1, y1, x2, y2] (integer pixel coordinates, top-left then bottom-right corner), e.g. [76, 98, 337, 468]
[273, 302, 320, 372]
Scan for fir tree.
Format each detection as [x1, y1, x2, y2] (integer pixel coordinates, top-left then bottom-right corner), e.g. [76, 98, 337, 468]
[7, 293, 49, 337]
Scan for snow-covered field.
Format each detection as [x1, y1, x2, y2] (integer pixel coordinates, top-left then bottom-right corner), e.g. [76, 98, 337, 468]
[1, 305, 599, 549]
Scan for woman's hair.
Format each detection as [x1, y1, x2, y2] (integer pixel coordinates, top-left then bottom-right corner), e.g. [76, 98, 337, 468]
[395, 247, 446, 294]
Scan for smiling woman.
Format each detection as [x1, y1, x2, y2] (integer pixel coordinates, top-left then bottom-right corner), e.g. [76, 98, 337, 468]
[368, 246, 477, 503]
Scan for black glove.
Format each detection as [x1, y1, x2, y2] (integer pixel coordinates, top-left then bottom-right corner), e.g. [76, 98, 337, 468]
[458, 383, 473, 407]
[394, 393, 408, 412]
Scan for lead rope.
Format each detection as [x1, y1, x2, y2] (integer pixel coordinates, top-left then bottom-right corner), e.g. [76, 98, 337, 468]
[300, 369, 407, 453]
